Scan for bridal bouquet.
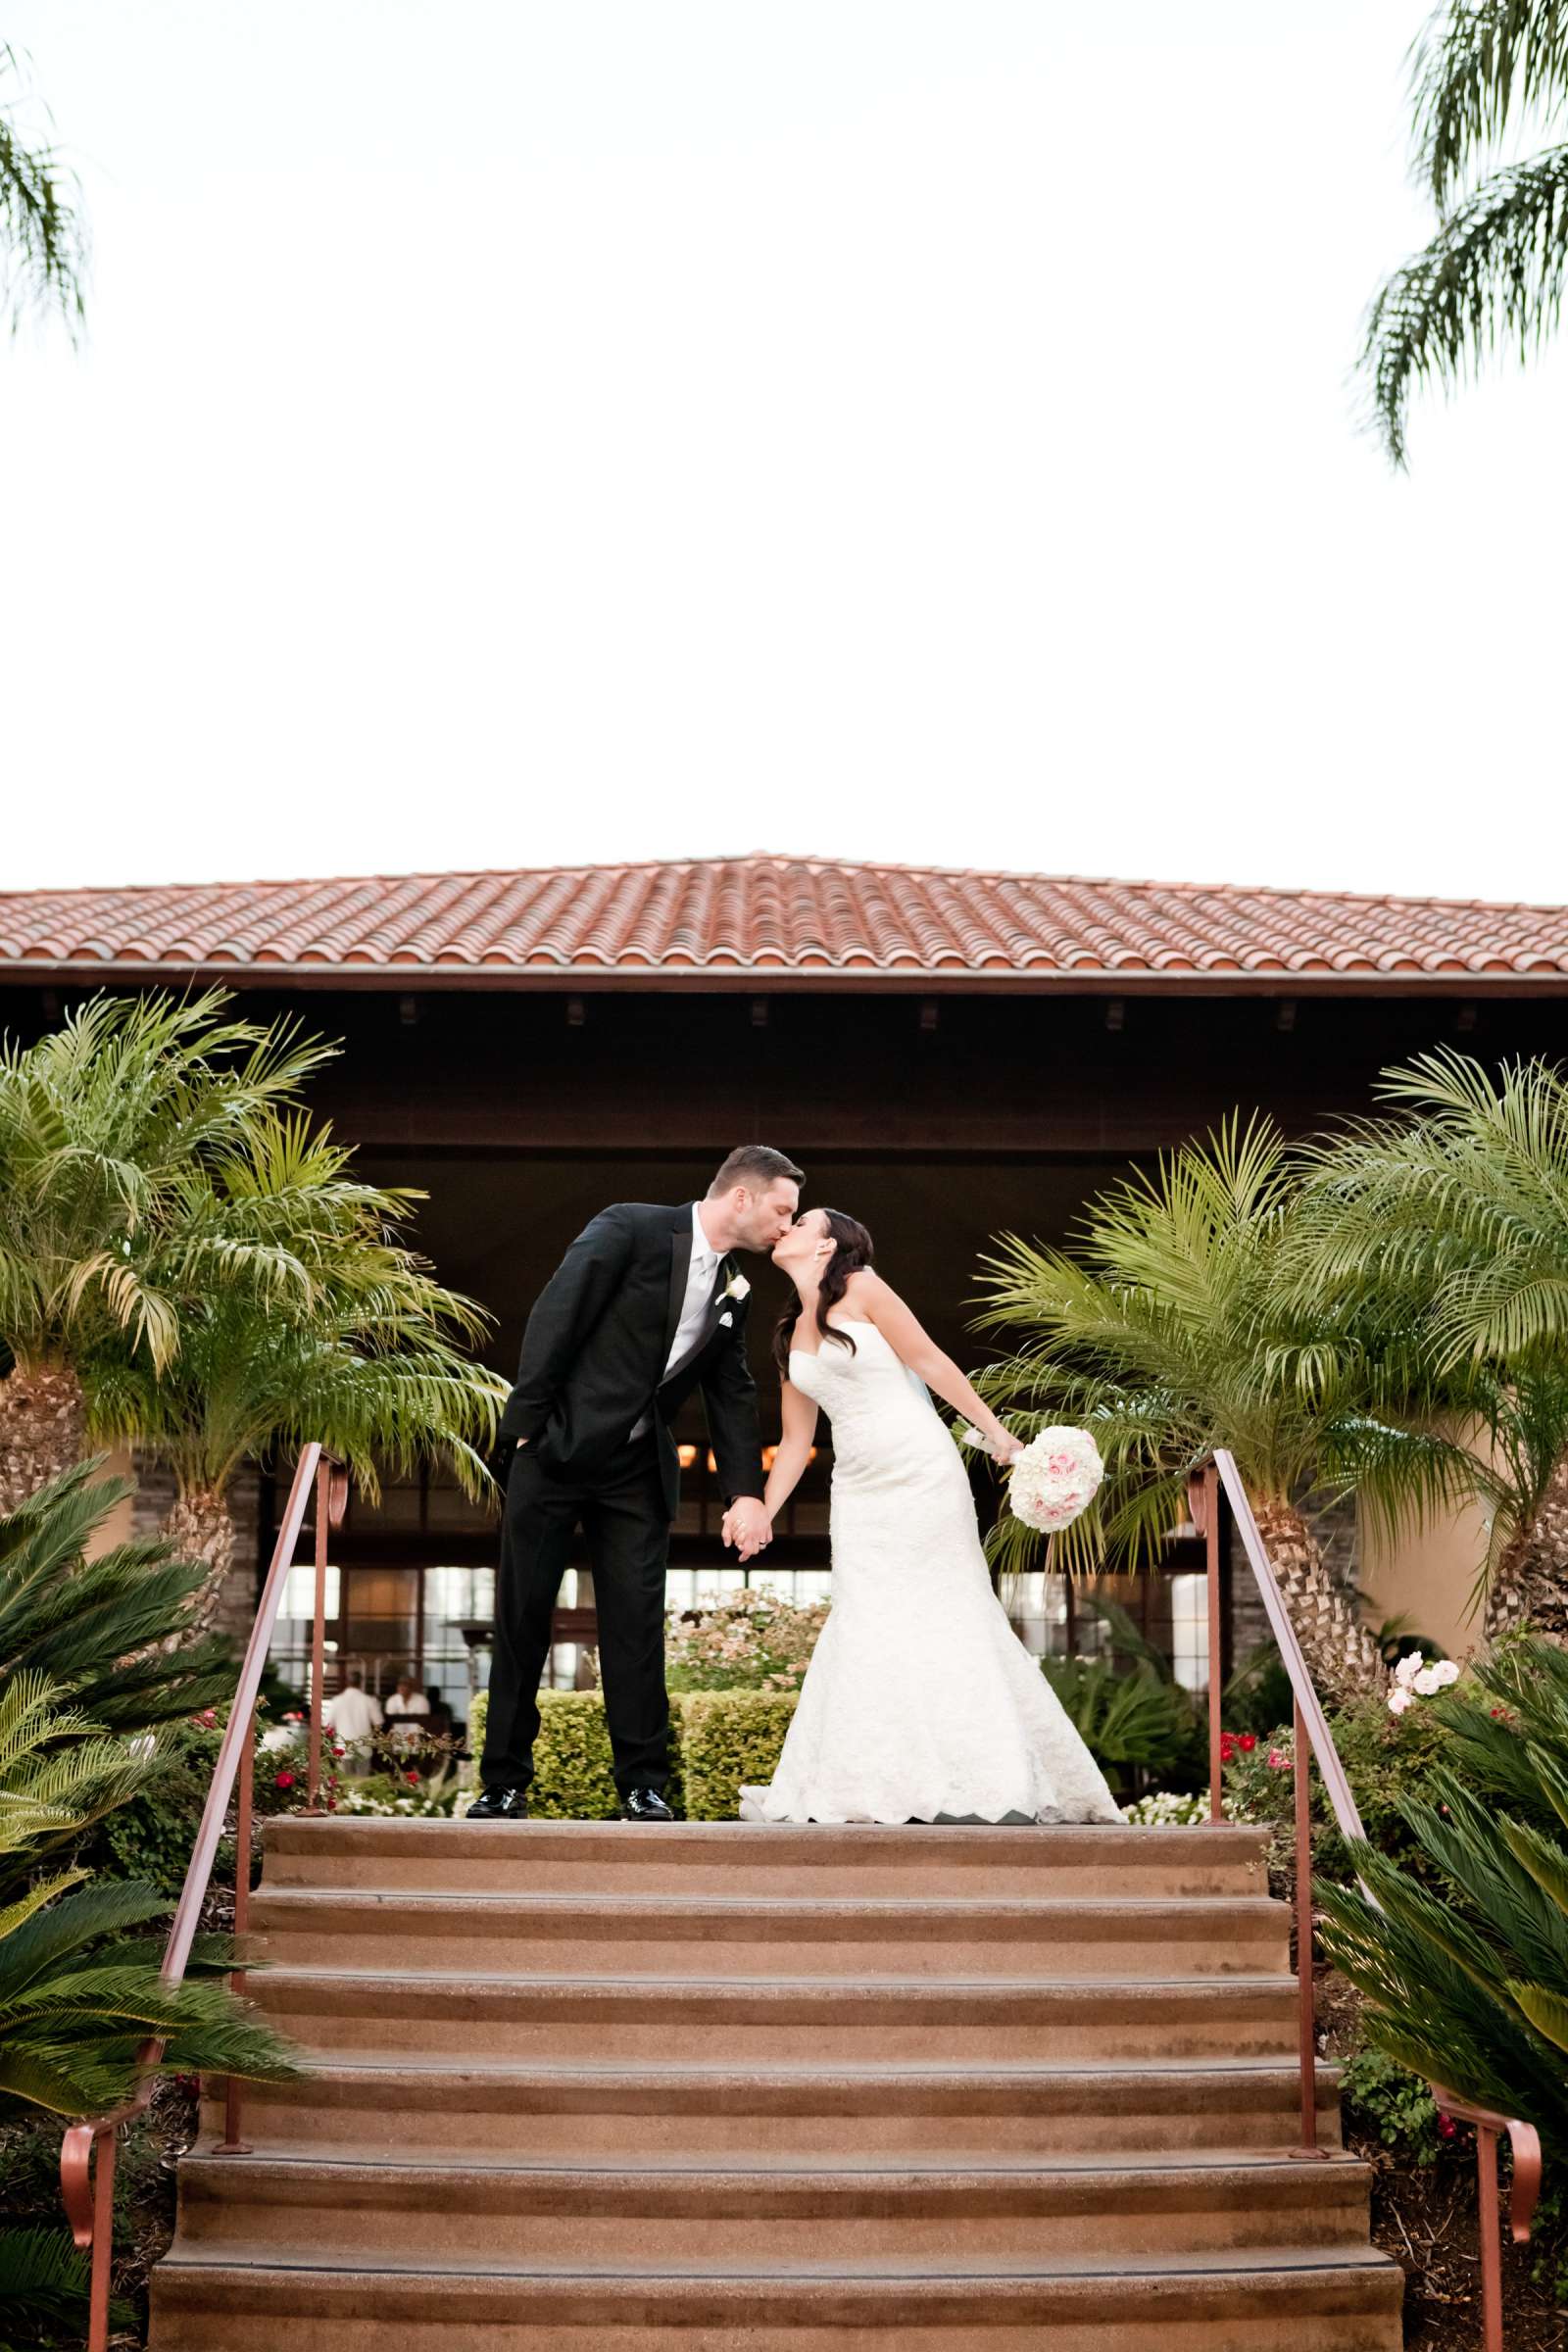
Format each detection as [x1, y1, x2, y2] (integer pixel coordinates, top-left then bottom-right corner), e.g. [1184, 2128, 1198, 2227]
[1004, 1425, 1103, 1534]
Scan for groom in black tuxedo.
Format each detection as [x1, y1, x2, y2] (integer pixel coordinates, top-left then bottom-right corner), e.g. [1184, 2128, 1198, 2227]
[472, 1145, 805, 1821]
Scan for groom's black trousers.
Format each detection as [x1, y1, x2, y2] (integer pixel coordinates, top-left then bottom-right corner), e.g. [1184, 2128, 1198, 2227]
[481, 1432, 672, 1798]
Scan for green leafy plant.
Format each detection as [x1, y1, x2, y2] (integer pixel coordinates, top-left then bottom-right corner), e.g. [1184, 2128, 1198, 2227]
[679, 1690, 796, 1819]
[1339, 2045, 1446, 2166]
[0, 1465, 296, 2339]
[1361, 5, 1568, 465]
[0, 988, 335, 1509]
[1286, 1051, 1568, 1638]
[85, 1107, 508, 1635]
[1039, 1655, 1198, 1792]
[0, 41, 88, 342]
[973, 1117, 1464, 1703]
[0, 1459, 233, 1737]
[1318, 1636, 1568, 2147]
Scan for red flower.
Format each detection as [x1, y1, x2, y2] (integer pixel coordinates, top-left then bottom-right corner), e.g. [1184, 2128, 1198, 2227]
[273, 1769, 295, 1789]
[1238, 1733, 1257, 1752]
[1437, 2114, 1457, 2140]
[405, 1771, 420, 1786]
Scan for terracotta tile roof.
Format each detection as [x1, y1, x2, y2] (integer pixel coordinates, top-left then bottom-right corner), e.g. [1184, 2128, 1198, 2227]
[0, 857, 1563, 990]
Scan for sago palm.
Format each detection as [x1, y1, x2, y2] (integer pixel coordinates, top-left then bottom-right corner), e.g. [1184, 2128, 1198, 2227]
[0, 988, 335, 1507]
[1364, 2, 1568, 465]
[1286, 1049, 1568, 1638]
[1318, 1635, 1568, 2143]
[972, 1118, 1465, 1704]
[0, 1459, 235, 1734]
[86, 1113, 508, 1634]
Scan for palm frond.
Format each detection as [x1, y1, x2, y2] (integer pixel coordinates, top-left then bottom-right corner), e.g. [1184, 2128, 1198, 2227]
[0, 43, 86, 340]
[1363, 145, 1568, 466]
[1412, 1, 1568, 209]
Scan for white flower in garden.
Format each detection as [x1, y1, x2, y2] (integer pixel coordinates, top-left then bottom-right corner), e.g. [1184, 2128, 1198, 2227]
[1411, 1666, 1441, 1696]
[1394, 1652, 1422, 1689]
[1007, 1426, 1104, 1535]
[1388, 1686, 1412, 1715]
[1432, 1659, 1460, 1687]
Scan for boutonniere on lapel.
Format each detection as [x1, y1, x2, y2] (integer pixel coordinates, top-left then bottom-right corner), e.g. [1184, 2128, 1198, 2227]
[716, 1267, 750, 1327]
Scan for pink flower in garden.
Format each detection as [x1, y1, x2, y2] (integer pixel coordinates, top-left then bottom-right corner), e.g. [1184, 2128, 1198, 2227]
[1437, 2114, 1457, 2140]
[273, 1770, 295, 1788]
[1267, 1748, 1290, 1772]
[283, 1711, 303, 1723]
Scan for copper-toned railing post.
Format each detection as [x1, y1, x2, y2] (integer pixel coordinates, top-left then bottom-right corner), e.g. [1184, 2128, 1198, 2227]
[307, 1456, 329, 1812]
[88, 2129, 115, 2352]
[1291, 1694, 1323, 2156]
[1203, 1463, 1224, 1825]
[1477, 2123, 1502, 2352]
[218, 1699, 257, 2154]
[1433, 2087, 1542, 2352]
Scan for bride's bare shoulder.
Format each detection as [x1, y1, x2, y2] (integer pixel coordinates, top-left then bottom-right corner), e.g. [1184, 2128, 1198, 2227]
[843, 1267, 895, 1315]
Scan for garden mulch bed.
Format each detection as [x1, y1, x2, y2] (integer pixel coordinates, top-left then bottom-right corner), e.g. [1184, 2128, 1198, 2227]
[1356, 2134, 1566, 2349]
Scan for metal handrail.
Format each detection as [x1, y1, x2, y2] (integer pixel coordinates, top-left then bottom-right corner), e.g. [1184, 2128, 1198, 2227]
[1194, 1450, 1543, 2352]
[58, 1445, 344, 2352]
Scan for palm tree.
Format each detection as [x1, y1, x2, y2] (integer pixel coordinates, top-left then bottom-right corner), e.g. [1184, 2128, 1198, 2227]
[971, 1118, 1466, 1705]
[1363, 2, 1568, 465]
[0, 989, 335, 1509]
[1285, 1048, 1568, 1640]
[0, 42, 86, 340]
[86, 1112, 508, 1635]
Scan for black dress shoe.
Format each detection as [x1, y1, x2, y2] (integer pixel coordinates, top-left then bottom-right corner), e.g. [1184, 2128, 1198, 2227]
[620, 1787, 674, 1822]
[466, 1786, 528, 1820]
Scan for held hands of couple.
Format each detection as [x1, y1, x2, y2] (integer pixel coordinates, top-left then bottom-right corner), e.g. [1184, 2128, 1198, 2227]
[721, 1495, 773, 1562]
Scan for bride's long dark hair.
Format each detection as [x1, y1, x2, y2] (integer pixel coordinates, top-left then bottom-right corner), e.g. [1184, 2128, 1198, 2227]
[773, 1209, 876, 1378]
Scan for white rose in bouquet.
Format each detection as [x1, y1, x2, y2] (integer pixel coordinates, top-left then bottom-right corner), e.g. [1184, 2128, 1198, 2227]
[1005, 1425, 1104, 1535]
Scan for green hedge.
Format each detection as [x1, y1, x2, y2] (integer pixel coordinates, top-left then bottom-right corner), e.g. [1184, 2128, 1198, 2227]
[465, 1687, 793, 1820]
[679, 1689, 797, 1820]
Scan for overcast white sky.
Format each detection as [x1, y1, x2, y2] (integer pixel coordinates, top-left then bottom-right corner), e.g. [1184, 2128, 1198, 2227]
[2, 1, 1564, 903]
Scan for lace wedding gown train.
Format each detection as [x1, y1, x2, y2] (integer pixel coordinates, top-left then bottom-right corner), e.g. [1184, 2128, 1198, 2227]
[739, 1319, 1124, 1827]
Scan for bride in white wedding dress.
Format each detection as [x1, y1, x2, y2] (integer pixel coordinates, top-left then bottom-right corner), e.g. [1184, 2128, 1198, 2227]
[739, 1208, 1123, 1828]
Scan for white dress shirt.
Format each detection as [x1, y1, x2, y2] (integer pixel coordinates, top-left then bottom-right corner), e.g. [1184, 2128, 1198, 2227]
[629, 1202, 723, 1440]
[322, 1685, 382, 1741]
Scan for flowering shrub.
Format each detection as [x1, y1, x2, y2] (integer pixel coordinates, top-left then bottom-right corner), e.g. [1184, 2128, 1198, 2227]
[1121, 1788, 1227, 1826]
[656, 1588, 830, 1692]
[334, 1765, 463, 1817]
[1005, 1426, 1103, 1535]
[1386, 1650, 1460, 1715]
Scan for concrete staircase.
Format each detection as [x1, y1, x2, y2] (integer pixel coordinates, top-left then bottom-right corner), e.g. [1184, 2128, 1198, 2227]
[149, 1819, 1403, 2349]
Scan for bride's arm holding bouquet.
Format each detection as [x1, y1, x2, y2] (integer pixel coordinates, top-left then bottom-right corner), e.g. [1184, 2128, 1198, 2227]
[844, 1270, 1021, 1463]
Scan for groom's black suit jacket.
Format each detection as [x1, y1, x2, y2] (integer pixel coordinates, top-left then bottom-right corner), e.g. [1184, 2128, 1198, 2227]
[498, 1201, 765, 1518]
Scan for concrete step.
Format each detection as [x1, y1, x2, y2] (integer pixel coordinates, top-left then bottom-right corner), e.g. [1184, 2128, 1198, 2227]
[262, 1817, 1268, 1901]
[249, 1967, 1302, 2064]
[172, 2148, 1374, 2264]
[247, 1887, 1291, 1979]
[149, 2245, 1405, 2350]
[205, 2054, 1342, 2159]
